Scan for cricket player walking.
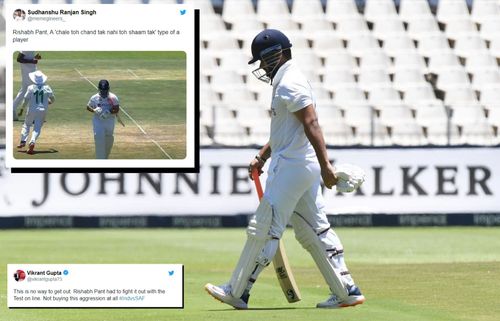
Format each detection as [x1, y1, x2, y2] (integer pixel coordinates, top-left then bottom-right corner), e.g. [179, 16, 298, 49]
[205, 29, 365, 309]
[86, 80, 120, 159]
[17, 70, 55, 155]
[13, 51, 41, 121]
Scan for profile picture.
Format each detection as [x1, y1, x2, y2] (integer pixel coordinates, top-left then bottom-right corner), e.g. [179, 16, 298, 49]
[13, 9, 26, 21]
[14, 270, 26, 282]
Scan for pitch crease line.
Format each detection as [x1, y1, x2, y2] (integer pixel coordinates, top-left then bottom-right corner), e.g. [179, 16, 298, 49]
[74, 68, 173, 159]
[127, 69, 140, 79]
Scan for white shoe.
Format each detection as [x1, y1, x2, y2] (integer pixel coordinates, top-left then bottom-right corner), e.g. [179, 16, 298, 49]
[317, 285, 365, 309]
[204, 283, 248, 309]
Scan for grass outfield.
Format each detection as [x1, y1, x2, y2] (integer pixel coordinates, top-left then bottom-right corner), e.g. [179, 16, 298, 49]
[0, 227, 499, 321]
[12, 51, 186, 159]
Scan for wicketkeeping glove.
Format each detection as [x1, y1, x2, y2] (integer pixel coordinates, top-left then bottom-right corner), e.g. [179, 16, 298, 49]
[334, 163, 366, 193]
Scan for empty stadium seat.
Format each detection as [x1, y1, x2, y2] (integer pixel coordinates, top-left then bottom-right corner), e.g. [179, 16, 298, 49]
[425, 122, 461, 145]
[358, 69, 392, 91]
[230, 17, 265, 43]
[325, 0, 360, 23]
[418, 34, 453, 57]
[445, 18, 478, 40]
[460, 121, 498, 145]
[322, 120, 357, 146]
[372, 18, 407, 41]
[353, 121, 392, 146]
[291, 0, 325, 24]
[383, 35, 418, 57]
[222, 0, 255, 24]
[427, 52, 462, 73]
[465, 52, 497, 73]
[333, 86, 367, 106]
[368, 87, 402, 106]
[393, 68, 428, 91]
[347, 34, 381, 57]
[453, 35, 488, 58]
[471, 69, 500, 91]
[471, 0, 500, 24]
[364, 0, 399, 23]
[194, 0, 497, 147]
[390, 122, 428, 146]
[404, 85, 440, 106]
[399, 0, 434, 22]
[335, 16, 370, 39]
[407, 17, 442, 41]
[444, 87, 478, 106]
[451, 107, 487, 126]
[436, 68, 471, 91]
[218, 51, 253, 76]
[257, 0, 290, 22]
[437, 0, 470, 23]
[311, 33, 345, 58]
[379, 105, 415, 126]
[479, 18, 500, 41]
[359, 51, 392, 71]
[415, 104, 449, 126]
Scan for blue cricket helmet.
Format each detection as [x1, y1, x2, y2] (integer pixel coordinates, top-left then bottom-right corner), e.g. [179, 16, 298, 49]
[248, 29, 292, 64]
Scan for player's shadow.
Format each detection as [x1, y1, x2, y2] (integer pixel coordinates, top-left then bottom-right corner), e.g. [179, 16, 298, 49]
[209, 307, 317, 311]
[17, 148, 58, 155]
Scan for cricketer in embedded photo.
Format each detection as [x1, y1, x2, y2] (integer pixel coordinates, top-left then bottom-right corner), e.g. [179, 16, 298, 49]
[12, 51, 186, 160]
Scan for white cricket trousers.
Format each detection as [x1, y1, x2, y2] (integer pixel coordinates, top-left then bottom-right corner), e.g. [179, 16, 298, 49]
[264, 156, 330, 238]
[93, 116, 115, 159]
[20, 108, 46, 144]
[13, 80, 31, 116]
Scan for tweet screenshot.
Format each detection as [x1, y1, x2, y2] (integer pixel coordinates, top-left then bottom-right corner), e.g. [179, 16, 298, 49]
[7, 264, 184, 308]
[5, 4, 198, 172]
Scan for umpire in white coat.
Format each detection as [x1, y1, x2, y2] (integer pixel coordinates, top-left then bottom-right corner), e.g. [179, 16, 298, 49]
[17, 70, 54, 155]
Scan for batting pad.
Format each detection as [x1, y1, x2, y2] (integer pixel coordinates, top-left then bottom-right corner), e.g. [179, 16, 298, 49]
[94, 134, 106, 159]
[105, 135, 114, 159]
[290, 215, 348, 300]
[229, 198, 279, 298]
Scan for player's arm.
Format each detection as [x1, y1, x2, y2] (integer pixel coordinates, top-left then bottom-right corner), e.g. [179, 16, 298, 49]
[47, 87, 55, 104]
[16, 52, 38, 64]
[110, 104, 120, 114]
[248, 142, 272, 179]
[294, 105, 337, 189]
[109, 96, 120, 114]
[21, 87, 33, 109]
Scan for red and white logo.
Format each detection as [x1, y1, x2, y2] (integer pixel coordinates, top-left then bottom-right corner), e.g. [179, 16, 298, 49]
[14, 270, 26, 282]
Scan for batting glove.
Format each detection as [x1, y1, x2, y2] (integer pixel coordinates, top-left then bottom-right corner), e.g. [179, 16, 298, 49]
[334, 163, 366, 193]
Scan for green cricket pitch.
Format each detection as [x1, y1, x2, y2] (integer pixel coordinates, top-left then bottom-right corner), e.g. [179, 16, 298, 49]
[12, 51, 186, 159]
[0, 227, 498, 321]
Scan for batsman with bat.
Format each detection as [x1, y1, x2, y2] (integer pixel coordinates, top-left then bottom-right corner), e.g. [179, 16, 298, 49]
[205, 29, 366, 309]
[86, 79, 120, 159]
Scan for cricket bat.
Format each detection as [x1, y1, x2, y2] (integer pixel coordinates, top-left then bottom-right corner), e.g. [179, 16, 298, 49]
[251, 169, 302, 303]
[107, 97, 125, 127]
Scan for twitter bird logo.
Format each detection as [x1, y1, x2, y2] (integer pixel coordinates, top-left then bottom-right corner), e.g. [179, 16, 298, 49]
[180, 9, 186, 15]
[169, 270, 174, 276]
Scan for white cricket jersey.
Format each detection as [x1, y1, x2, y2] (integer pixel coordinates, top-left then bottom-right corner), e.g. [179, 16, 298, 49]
[270, 60, 316, 161]
[24, 84, 54, 112]
[19, 51, 37, 84]
[87, 92, 119, 120]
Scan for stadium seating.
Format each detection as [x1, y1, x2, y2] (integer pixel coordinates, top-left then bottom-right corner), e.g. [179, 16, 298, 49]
[0, 0, 498, 148]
